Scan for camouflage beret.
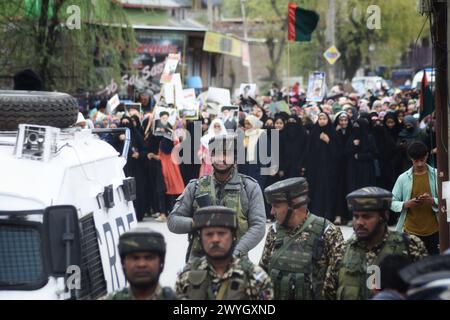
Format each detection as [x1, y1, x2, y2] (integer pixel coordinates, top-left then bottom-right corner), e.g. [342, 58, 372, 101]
[118, 228, 166, 257]
[264, 177, 309, 204]
[193, 206, 237, 231]
[346, 187, 392, 212]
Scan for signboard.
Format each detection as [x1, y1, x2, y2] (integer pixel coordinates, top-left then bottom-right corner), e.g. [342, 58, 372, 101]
[178, 89, 199, 120]
[106, 94, 120, 114]
[160, 53, 181, 84]
[162, 73, 183, 106]
[323, 45, 341, 65]
[267, 101, 291, 115]
[134, 31, 186, 92]
[153, 106, 177, 140]
[203, 31, 242, 57]
[306, 71, 327, 102]
[239, 83, 257, 100]
[219, 105, 239, 131]
[207, 87, 231, 106]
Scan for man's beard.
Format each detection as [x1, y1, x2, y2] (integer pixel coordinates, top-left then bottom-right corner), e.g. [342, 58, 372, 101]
[355, 220, 385, 241]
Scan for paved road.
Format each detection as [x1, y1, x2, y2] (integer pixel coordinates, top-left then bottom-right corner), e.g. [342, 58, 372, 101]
[138, 217, 354, 288]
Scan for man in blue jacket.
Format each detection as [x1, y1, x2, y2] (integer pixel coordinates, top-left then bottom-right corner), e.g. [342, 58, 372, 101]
[391, 142, 439, 255]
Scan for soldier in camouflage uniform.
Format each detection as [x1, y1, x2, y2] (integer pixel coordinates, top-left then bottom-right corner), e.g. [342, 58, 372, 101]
[104, 228, 177, 300]
[260, 177, 345, 300]
[175, 206, 273, 300]
[325, 187, 428, 300]
[168, 133, 266, 262]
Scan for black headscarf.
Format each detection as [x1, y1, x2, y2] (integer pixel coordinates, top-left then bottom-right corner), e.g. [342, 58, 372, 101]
[130, 115, 143, 134]
[383, 112, 401, 141]
[311, 112, 334, 137]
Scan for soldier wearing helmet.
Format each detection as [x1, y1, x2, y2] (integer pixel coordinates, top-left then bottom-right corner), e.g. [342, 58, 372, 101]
[168, 133, 266, 262]
[175, 206, 273, 300]
[328, 187, 427, 300]
[104, 228, 176, 300]
[260, 177, 345, 300]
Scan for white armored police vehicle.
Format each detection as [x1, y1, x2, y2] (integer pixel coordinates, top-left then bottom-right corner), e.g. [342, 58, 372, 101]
[0, 91, 137, 299]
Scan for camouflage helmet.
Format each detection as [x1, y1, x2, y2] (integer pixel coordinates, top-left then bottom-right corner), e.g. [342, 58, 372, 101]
[193, 206, 237, 231]
[346, 187, 392, 212]
[264, 177, 309, 207]
[118, 228, 166, 260]
[208, 133, 238, 157]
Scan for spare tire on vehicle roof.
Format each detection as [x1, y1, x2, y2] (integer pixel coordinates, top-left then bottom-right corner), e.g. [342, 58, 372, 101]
[0, 90, 78, 131]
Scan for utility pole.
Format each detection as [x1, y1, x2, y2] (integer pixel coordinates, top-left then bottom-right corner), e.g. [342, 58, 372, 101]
[325, 0, 336, 86]
[433, 0, 450, 253]
[207, 0, 213, 30]
[240, 0, 253, 83]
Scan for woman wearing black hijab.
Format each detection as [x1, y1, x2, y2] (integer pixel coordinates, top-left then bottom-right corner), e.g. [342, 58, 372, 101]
[142, 116, 167, 221]
[263, 115, 288, 220]
[284, 114, 309, 178]
[117, 116, 148, 221]
[306, 112, 338, 220]
[333, 111, 352, 225]
[383, 112, 401, 142]
[370, 114, 396, 190]
[345, 118, 378, 193]
[266, 115, 289, 182]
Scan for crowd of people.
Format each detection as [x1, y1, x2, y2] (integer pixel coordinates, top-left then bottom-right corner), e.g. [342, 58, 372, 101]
[77, 83, 437, 232]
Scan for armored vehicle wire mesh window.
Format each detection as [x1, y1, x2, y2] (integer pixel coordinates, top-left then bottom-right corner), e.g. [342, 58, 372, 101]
[0, 225, 44, 286]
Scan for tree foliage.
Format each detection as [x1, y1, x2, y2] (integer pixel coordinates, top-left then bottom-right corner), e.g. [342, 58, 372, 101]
[221, 0, 428, 84]
[0, 0, 136, 93]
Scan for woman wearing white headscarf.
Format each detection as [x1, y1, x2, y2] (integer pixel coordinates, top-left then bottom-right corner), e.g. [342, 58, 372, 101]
[240, 114, 267, 187]
[198, 118, 227, 177]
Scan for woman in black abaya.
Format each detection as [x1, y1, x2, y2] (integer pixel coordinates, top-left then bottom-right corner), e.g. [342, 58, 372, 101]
[117, 116, 148, 221]
[345, 118, 378, 193]
[306, 112, 338, 220]
[285, 115, 309, 178]
[370, 115, 396, 190]
[333, 111, 352, 225]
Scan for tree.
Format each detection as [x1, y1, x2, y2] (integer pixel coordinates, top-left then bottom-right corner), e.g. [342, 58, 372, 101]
[335, 0, 428, 80]
[221, 0, 428, 84]
[0, 0, 136, 92]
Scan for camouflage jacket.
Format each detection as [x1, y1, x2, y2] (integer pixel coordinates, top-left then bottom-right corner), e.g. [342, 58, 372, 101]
[323, 229, 428, 300]
[259, 213, 345, 300]
[175, 256, 273, 300]
[104, 284, 177, 300]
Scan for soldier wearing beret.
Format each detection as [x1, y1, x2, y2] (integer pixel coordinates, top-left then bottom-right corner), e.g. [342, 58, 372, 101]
[175, 206, 273, 300]
[104, 228, 177, 300]
[260, 177, 345, 300]
[327, 187, 428, 300]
